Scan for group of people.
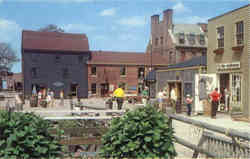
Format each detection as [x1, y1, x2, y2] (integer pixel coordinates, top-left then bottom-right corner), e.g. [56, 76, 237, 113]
[36, 89, 64, 107]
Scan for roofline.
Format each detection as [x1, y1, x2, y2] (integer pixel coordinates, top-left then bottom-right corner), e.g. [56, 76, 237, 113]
[208, 4, 250, 22]
[23, 49, 90, 54]
[22, 29, 87, 37]
[87, 62, 169, 66]
[156, 65, 206, 72]
[91, 50, 145, 54]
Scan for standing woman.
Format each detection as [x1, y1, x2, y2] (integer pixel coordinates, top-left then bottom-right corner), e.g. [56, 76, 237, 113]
[113, 84, 125, 110]
[185, 94, 193, 116]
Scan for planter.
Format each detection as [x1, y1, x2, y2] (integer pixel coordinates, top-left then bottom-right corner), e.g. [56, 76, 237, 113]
[213, 48, 224, 54]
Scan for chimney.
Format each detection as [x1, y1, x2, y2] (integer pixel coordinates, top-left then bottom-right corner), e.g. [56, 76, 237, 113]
[163, 9, 173, 29]
[197, 23, 208, 33]
[151, 14, 159, 25]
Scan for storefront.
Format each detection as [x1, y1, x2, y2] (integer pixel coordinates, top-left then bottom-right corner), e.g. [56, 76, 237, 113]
[216, 62, 242, 111]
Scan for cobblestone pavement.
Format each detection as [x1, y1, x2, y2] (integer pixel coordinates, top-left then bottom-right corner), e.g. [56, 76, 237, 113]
[2, 97, 250, 158]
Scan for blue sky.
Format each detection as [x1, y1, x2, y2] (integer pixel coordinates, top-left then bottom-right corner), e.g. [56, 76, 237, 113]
[0, 0, 249, 73]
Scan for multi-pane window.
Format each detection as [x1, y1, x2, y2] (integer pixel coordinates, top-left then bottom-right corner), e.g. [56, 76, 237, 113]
[55, 56, 60, 63]
[160, 36, 164, 45]
[231, 74, 241, 105]
[91, 83, 96, 94]
[91, 66, 96, 75]
[188, 33, 195, 45]
[31, 67, 38, 78]
[62, 68, 69, 78]
[155, 38, 159, 46]
[236, 21, 244, 45]
[179, 33, 185, 44]
[199, 34, 205, 45]
[180, 51, 186, 62]
[217, 26, 224, 48]
[78, 55, 83, 63]
[120, 66, 126, 76]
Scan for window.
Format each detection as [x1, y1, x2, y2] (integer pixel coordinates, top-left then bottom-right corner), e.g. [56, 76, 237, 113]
[91, 66, 96, 75]
[199, 34, 205, 45]
[62, 68, 69, 78]
[91, 83, 96, 94]
[188, 33, 195, 45]
[231, 74, 241, 105]
[179, 33, 185, 44]
[31, 67, 38, 78]
[55, 56, 60, 63]
[155, 38, 159, 46]
[180, 51, 186, 62]
[31, 54, 38, 62]
[236, 21, 244, 45]
[217, 26, 224, 48]
[160, 36, 164, 45]
[120, 66, 126, 76]
[78, 55, 83, 63]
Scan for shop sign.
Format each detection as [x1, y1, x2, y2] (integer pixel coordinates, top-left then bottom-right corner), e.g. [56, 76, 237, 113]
[216, 62, 240, 71]
[53, 81, 64, 87]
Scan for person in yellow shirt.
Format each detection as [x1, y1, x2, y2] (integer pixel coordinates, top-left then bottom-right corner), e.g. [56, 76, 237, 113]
[113, 84, 125, 110]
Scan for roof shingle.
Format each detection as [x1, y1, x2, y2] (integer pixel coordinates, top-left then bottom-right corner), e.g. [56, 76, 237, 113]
[22, 30, 89, 52]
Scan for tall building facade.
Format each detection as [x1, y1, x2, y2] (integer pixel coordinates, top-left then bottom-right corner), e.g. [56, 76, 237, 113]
[148, 9, 207, 65]
[207, 4, 250, 117]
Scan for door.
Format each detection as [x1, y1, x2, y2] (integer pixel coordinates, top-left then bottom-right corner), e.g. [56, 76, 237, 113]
[230, 73, 242, 107]
[70, 83, 78, 97]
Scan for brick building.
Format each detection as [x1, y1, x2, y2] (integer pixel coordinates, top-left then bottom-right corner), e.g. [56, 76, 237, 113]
[87, 51, 168, 97]
[207, 4, 250, 117]
[147, 9, 207, 65]
[22, 30, 90, 98]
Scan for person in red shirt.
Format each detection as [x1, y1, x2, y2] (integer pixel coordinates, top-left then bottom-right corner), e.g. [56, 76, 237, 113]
[209, 88, 221, 119]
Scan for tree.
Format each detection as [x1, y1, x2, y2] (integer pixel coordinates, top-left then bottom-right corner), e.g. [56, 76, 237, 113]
[39, 24, 64, 33]
[99, 106, 177, 158]
[0, 43, 19, 71]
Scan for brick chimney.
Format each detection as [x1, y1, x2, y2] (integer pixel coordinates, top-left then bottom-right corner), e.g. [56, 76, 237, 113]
[151, 14, 159, 25]
[197, 23, 208, 33]
[163, 9, 173, 30]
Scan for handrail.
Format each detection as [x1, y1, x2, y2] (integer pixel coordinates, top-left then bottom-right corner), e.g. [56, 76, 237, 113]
[169, 114, 250, 141]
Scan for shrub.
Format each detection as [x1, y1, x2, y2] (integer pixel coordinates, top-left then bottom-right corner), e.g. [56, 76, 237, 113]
[99, 105, 177, 158]
[0, 110, 63, 159]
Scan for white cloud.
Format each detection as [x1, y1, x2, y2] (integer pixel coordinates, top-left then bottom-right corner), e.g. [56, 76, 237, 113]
[100, 8, 116, 16]
[172, 2, 191, 13]
[0, 18, 21, 43]
[61, 23, 96, 33]
[118, 16, 146, 27]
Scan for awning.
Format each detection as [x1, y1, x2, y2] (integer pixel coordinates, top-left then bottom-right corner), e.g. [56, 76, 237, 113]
[145, 70, 156, 82]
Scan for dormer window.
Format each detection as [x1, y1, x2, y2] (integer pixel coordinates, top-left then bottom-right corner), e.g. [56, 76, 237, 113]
[179, 33, 185, 44]
[188, 33, 195, 45]
[199, 34, 205, 45]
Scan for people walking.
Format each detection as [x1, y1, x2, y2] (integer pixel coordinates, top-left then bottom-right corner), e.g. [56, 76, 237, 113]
[185, 94, 193, 116]
[210, 88, 221, 119]
[60, 90, 64, 106]
[157, 89, 164, 111]
[113, 84, 125, 110]
[142, 87, 149, 106]
[170, 87, 177, 113]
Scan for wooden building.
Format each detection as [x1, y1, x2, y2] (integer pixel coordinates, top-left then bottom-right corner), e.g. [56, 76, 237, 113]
[22, 30, 90, 98]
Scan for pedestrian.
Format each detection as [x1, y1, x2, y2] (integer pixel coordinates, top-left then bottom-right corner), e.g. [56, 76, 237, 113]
[157, 89, 164, 111]
[142, 87, 149, 106]
[38, 90, 42, 106]
[170, 87, 177, 113]
[209, 88, 221, 119]
[46, 89, 51, 108]
[60, 90, 64, 106]
[50, 90, 55, 107]
[224, 88, 230, 112]
[15, 94, 23, 111]
[113, 84, 125, 110]
[185, 94, 193, 116]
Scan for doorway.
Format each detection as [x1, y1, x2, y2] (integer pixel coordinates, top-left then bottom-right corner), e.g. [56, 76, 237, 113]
[219, 74, 230, 106]
[100, 83, 109, 97]
[70, 83, 78, 97]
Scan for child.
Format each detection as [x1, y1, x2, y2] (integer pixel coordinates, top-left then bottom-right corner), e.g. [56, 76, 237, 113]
[185, 94, 193, 116]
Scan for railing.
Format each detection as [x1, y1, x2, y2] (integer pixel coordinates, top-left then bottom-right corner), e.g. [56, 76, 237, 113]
[168, 114, 250, 158]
